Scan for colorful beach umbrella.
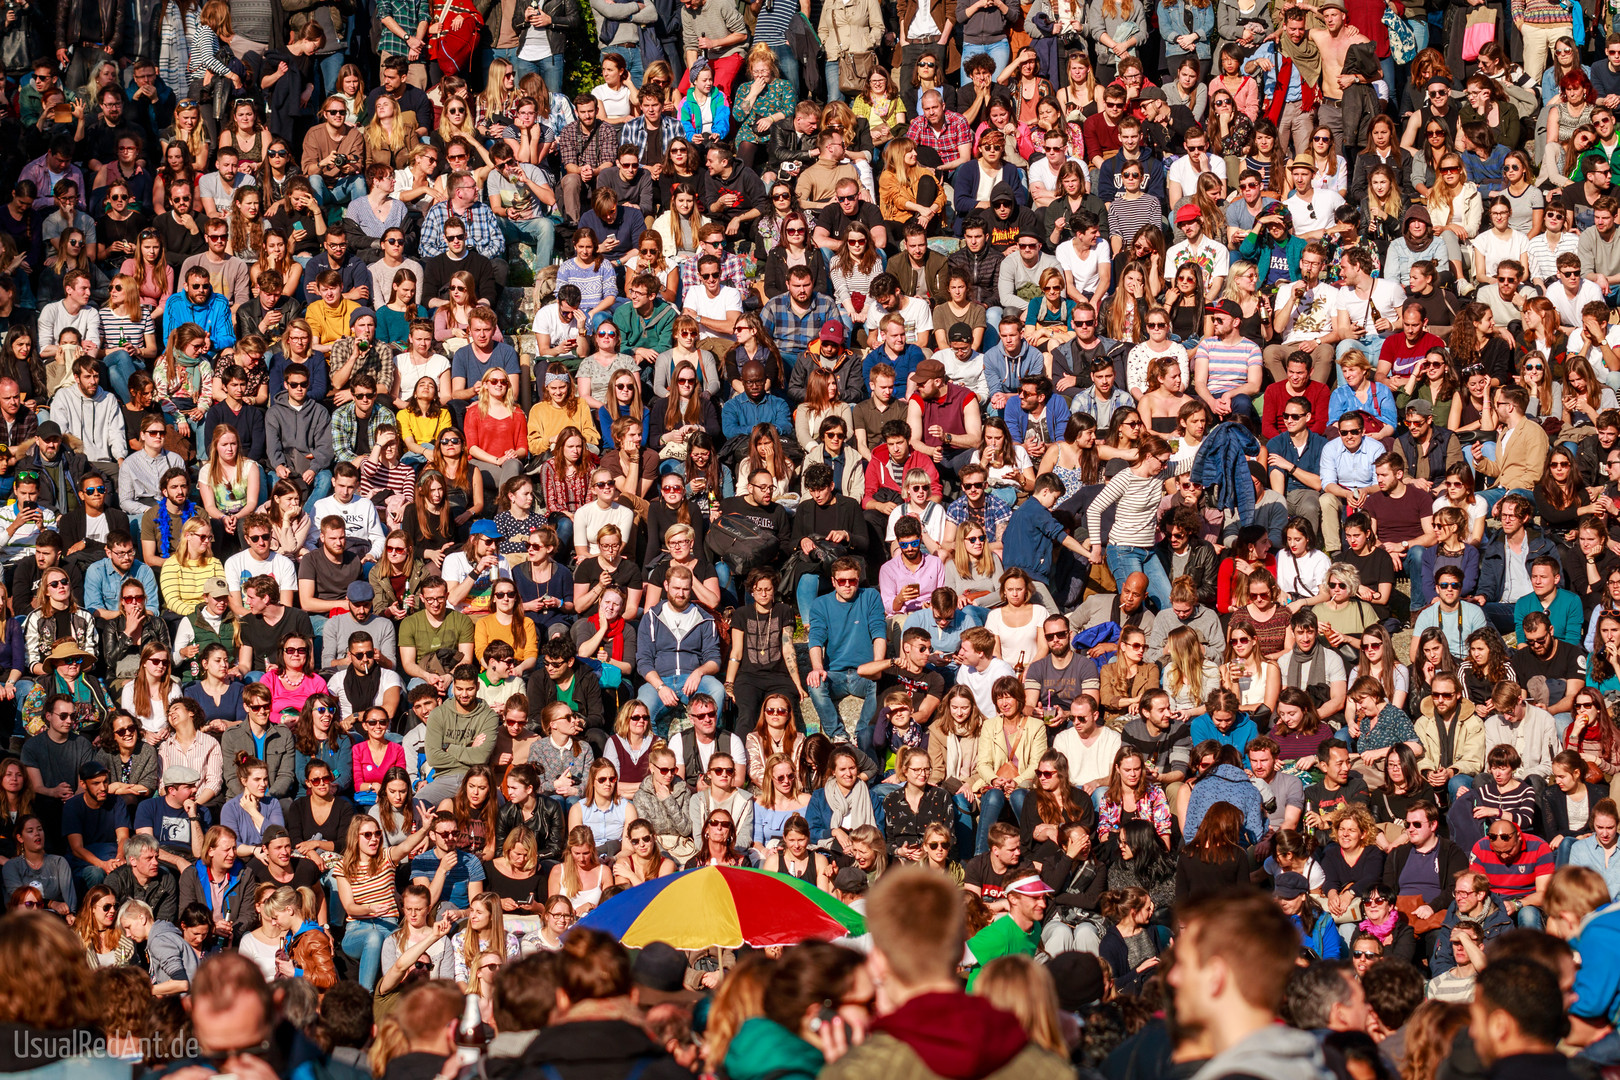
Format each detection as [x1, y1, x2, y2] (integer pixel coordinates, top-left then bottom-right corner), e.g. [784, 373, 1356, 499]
[575, 866, 866, 949]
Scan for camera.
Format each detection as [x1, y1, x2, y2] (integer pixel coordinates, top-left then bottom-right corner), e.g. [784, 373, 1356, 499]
[330, 152, 350, 169]
[1060, 30, 1084, 49]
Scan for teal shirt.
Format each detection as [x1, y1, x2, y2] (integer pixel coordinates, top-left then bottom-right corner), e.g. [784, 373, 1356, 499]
[1514, 587, 1584, 647]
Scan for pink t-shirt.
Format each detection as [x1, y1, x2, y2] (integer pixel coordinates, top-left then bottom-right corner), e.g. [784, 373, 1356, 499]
[261, 668, 330, 725]
[353, 739, 408, 793]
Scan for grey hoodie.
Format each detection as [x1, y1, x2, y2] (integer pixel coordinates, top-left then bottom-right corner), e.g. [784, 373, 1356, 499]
[1189, 1025, 1333, 1080]
[265, 391, 335, 474]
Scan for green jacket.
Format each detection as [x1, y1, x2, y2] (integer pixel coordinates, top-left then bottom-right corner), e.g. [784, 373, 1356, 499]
[724, 1018, 825, 1080]
[613, 297, 678, 357]
[1236, 231, 1306, 284]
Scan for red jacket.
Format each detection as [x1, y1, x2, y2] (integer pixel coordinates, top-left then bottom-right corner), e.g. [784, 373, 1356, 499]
[863, 447, 942, 507]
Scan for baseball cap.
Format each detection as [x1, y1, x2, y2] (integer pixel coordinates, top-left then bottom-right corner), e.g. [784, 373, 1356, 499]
[202, 576, 230, 599]
[1274, 872, 1311, 900]
[817, 321, 846, 348]
[914, 358, 947, 382]
[78, 760, 110, 782]
[470, 519, 501, 538]
[1406, 399, 1434, 418]
[948, 322, 974, 344]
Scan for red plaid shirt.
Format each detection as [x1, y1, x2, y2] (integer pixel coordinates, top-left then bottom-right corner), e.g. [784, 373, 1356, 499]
[906, 112, 973, 166]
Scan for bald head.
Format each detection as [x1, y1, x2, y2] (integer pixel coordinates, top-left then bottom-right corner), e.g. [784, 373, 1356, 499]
[1121, 572, 1148, 610]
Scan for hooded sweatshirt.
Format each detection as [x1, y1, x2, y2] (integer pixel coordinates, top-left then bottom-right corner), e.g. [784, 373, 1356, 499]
[265, 391, 335, 474]
[724, 1018, 826, 1080]
[1187, 1023, 1333, 1080]
[822, 992, 1073, 1080]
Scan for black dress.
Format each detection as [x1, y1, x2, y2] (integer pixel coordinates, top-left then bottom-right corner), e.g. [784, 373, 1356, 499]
[480, 860, 546, 903]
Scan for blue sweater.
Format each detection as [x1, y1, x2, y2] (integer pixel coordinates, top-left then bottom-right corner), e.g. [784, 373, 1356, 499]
[1182, 764, 1267, 845]
[807, 588, 886, 672]
[1189, 714, 1259, 767]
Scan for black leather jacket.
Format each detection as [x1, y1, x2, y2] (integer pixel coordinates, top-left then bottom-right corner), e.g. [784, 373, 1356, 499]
[55, 0, 125, 50]
[497, 798, 566, 862]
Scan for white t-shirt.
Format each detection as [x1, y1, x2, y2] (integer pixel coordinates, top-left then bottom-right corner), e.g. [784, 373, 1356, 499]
[1335, 278, 1407, 338]
[1056, 238, 1106, 297]
[1028, 155, 1065, 199]
[1275, 279, 1342, 346]
[1284, 189, 1345, 238]
[592, 82, 635, 120]
[1431, 493, 1488, 539]
[884, 500, 948, 544]
[684, 286, 744, 342]
[223, 550, 299, 597]
[1472, 228, 1531, 280]
[970, 444, 1034, 490]
[532, 302, 583, 352]
[866, 294, 933, 340]
[1051, 725, 1122, 788]
[84, 512, 110, 544]
[395, 352, 451, 398]
[933, 348, 990, 403]
[573, 501, 635, 555]
[1550, 279, 1607, 328]
[1167, 154, 1226, 194]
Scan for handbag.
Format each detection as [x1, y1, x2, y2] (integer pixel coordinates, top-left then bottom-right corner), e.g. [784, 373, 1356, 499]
[1383, 8, 1418, 64]
[838, 50, 879, 96]
[1462, 7, 1496, 62]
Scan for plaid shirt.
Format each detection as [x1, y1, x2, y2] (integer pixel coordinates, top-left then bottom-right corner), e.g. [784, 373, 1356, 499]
[761, 293, 841, 355]
[906, 112, 974, 167]
[1463, 144, 1511, 197]
[944, 493, 1015, 543]
[420, 200, 505, 260]
[677, 252, 749, 302]
[558, 119, 621, 172]
[618, 114, 684, 159]
[377, 0, 431, 56]
[332, 401, 399, 462]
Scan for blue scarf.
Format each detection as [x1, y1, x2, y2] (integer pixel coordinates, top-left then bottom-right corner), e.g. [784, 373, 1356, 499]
[155, 500, 199, 559]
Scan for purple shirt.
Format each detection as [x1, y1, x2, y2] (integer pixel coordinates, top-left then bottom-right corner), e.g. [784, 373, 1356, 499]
[879, 553, 945, 615]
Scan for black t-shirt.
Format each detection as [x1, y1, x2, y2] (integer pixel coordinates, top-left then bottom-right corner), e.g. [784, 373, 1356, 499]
[154, 211, 206, 266]
[1513, 640, 1583, 685]
[239, 608, 316, 667]
[1340, 546, 1396, 621]
[736, 600, 795, 675]
[815, 200, 885, 243]
[575, 556, 643, 618]
[876, 662, 946, 714]
[647, 557, 719, 590]
[97, 211, 149, 259]
[962, 853, 1015, 902]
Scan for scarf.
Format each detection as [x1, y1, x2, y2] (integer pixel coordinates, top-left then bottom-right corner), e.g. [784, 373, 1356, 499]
[1435, 707, 1461, 768]
[155, 500, 199, 559]
[1283, 644, 1329, 706]
[590, 614, 626, 661]
[1278, 27, 1324, 90]
[822, 778, 876, 834]
[346, 661, 383, 714]
[1358, 907, 1400, 944]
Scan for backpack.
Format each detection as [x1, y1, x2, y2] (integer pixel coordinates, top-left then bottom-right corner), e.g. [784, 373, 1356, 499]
[705, 512, 779, 577]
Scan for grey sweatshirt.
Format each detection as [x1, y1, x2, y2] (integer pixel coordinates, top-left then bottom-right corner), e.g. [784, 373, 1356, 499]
[265, 392, 335, 474]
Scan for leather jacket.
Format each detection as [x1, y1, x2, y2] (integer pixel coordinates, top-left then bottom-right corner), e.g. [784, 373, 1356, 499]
[287, 923, 337, 990]
[55, 0, 125, 51]
[765, 119, 819, 176]
[496, 798, 566, 863]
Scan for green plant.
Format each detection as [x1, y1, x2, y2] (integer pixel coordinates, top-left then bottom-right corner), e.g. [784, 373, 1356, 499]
[565, 0, 603, 96]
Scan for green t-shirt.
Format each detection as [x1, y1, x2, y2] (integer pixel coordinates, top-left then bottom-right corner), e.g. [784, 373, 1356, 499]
[399, 609, 476, 667]
[964, 915, 1041, 990]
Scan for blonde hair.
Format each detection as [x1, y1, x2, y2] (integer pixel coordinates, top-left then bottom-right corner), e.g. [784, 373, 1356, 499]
[459, 893, 509, 985]
[971, 955, 1066, 1054]
[1165, 626, 1207, 702]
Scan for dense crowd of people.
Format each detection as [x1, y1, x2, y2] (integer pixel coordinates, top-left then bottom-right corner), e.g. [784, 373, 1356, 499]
[9, 0, 1620, 1077]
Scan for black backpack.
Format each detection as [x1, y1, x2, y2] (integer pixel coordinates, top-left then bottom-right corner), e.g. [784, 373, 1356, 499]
[705, 512, 778, 578]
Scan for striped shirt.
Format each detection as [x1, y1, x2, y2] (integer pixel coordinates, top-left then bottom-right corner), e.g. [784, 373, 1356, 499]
[1193, 334, 1262, 397]
[99, 309, 156, 353]
[1107, 194, 1165, 252]
[1470, 833, 1554, 900]
[336, 862, 400, 919]
[1526, 230, 1580, 284]
[160, 557, 225, 617]
[1087, 468, 1164, 549]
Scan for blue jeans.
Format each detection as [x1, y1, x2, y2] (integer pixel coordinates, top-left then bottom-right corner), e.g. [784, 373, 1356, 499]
[103, 349, 139, 404]
[769, 44, 800, 94]
[300, 468, 334, 517]
[805, 669, 877, 741]
[951, 792, 977, 859]
[636, 674, 728, 739]
[341, 915, 398, 990]
[796, 573, 826, 624]
[309, 173, 367, 208]
[960, 41, 1010, 84]
[1513, 903, 1545, 930]
[975, 786, 1027, 854]
[547, 511, 574, 552]
[500, 214, 556, 267]
[1335, 334, 1386, 370]
[823, 60, 845, 102]
[534, 56, 567, 92]
[1104, 544, 1173, 611]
